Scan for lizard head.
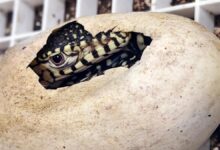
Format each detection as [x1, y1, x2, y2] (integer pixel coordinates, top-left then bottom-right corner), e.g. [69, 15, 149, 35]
[29, 21, 92, 89]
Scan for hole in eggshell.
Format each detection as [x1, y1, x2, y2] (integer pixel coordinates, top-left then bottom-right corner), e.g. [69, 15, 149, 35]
[29, 21, 152, 89]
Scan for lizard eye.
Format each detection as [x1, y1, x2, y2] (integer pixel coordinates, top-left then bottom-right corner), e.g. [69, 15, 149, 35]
[50, 53, 65, 66]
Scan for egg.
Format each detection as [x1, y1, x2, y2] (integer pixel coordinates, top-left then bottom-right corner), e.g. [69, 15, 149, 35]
[0, 12, 219, 150]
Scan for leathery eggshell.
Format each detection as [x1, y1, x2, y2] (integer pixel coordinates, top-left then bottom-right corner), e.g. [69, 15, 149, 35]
[0, 12, 220, 150]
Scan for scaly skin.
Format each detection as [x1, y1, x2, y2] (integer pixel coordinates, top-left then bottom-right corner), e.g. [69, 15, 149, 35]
[29, 21, 152, 89]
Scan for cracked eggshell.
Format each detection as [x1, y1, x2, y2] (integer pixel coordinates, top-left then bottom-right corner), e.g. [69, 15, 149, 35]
[0, 12, 220, 150]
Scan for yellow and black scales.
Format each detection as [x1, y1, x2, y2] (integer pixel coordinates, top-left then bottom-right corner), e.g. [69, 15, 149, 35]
[29, 21, 152, 89]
